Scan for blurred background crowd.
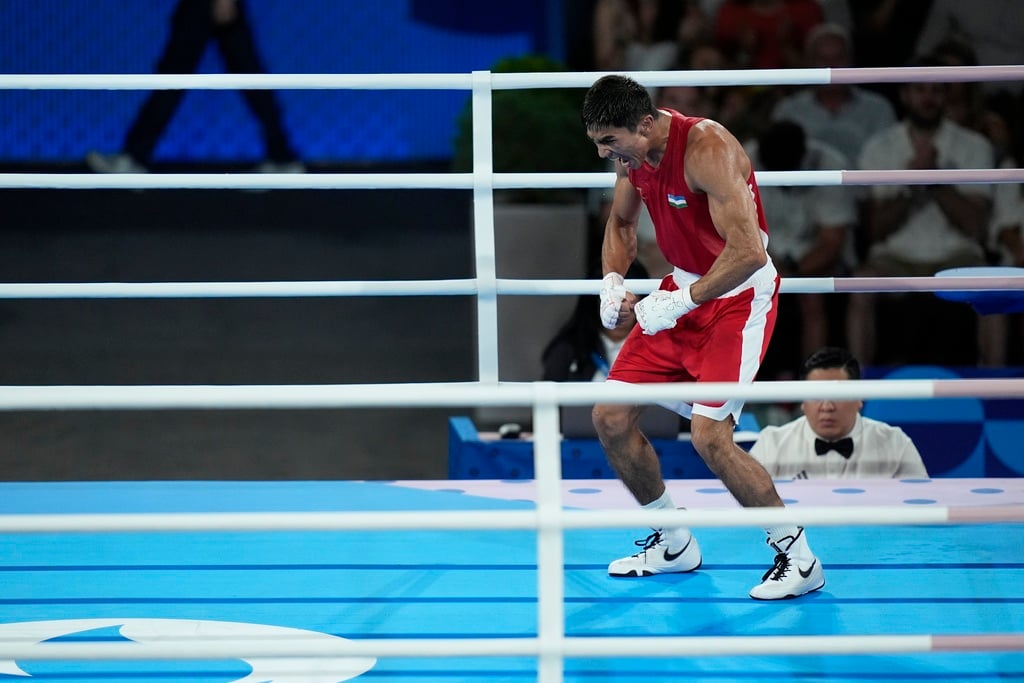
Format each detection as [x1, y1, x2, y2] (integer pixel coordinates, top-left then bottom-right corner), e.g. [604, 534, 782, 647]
[0, 0, 1021, 478]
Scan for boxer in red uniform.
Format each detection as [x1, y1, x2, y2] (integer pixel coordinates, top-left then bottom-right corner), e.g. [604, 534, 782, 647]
[581, 74, 824, 599]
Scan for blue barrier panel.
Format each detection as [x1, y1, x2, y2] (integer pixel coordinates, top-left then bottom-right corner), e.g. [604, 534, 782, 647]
[448, 416, 748, 480]
[449, 366, 1024, 479]
[863, 365, 1024, 478]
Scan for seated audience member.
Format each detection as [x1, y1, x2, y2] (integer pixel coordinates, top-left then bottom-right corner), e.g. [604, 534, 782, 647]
[847, 57, 995, 366]
[542, 262, 649, 382]
[674, 39, 762, 144]
[849, 1, 933, 107]
[770, 22, 896, 166]
[933, 38, 1023, 365]
[914, 0, 1024, 98]
[745, 120, 856, 370]
[592, 0, 685, 76]
[749, 347, 929, 479]
[713, 0, 823, 70]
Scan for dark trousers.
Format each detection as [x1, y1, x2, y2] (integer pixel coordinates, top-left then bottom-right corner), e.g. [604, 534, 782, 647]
[124, 0, 296, 163]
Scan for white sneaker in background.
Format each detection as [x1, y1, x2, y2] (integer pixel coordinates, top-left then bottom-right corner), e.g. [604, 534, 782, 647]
[749, 527, 825, 600]
[608, 529, 702, 577]
[86, 152, 147, 174]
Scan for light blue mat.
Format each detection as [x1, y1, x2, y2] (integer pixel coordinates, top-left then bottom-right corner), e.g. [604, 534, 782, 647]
[0, 481, 1021, 682]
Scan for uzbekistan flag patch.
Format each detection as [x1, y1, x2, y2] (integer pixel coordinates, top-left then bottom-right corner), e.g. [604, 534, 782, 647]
[667, 194, 687, 208]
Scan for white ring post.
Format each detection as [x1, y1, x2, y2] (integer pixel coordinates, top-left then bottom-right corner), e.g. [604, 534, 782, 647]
[471, 70, 499, 383]
[533, 381, 566, 683]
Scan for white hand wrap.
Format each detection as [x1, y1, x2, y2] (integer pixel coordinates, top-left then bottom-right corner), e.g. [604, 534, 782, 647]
[634, 285, 698, 335]
[599, 272, 627, 330]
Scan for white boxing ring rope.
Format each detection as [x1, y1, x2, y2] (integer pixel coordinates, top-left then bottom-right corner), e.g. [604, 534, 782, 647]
[2, 165, 1023, 190]
[0, 275, 1019, 299]
[1, 64, 1023, 678]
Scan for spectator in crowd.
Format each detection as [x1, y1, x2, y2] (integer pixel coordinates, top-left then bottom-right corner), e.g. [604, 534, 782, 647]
[988, 179, 1024, 279]
[770, 22, 897, 166]
[914, 0, 1024, 97]
[713, 0, 823, 70]
[592, 0, 690, 74]
[745, 120, 856, 378]
[87, 0, 303, 174]
[750, 346, 929, 479]
[847, 57, 995, 366]
[915, 0, 1024, 172]
[933, 38, 1022, 365]
[987, 200, 1024, 372]
[931, 39, 1016, 164]
[848, 1, 934, 108]
[708, 0, 824, 146]
[653, 41, 725, 123]
[675, 39, 764, 145]
[814, 0, 851, 31]
[978, 177, 1024, 368]
[986, 193, 1024, 366]
[655, 80, 719, 122]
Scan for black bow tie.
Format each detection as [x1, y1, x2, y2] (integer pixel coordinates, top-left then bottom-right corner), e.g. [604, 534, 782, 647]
[815, 437, 854, 459]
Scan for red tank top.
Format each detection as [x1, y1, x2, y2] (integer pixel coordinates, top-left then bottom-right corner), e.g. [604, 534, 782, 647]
[628, 110, 769, 275]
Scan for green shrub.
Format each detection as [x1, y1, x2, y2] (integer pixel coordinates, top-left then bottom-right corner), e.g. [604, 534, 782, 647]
[452, 55, 604, 202]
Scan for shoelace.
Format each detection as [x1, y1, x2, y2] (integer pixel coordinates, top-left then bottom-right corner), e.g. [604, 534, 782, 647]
[633, 530, 663, 556]
[761, 552, 791, 582]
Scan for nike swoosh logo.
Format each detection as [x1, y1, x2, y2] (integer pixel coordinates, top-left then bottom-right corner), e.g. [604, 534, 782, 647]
[799, 560, 817, 578]
[663, 538, 691, 562]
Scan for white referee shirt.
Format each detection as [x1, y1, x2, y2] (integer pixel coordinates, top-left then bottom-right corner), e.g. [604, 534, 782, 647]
[748, 414, 929, 480]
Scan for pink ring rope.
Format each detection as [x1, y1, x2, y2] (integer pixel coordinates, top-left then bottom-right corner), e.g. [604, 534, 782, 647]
[832, 65, 1024, 84]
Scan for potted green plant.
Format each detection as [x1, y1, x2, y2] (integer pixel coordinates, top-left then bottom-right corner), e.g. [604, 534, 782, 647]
[454, 55, 606, 414]
[452, 54, 605, 203]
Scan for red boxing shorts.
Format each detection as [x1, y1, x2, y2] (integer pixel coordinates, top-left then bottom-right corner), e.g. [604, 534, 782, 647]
[609, 271, 779, 422]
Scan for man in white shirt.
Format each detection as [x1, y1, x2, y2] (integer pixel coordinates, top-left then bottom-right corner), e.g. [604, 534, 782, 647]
[750, 347, 929, 479]
[770, 23, 896, 165]
[846, 57, 995, 365]
[744, 121, 856, 364]
[914, 0, 1024, 95]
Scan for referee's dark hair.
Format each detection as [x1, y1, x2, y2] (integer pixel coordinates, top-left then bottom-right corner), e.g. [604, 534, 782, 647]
[800, 346, 861, 380]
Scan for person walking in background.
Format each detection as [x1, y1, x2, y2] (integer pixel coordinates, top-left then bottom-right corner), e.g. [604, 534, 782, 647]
[750, 346, 929, 479]
[581, 74, 824, 600]
[87, 0, 302, 174]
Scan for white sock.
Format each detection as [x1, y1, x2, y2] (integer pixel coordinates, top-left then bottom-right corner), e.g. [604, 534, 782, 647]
[643, 489, 691, 546]
[764, 526, 811, 557]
